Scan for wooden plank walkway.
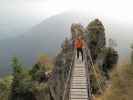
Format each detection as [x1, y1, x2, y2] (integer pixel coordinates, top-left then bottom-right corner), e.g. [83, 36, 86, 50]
[69, 55, 89, 100]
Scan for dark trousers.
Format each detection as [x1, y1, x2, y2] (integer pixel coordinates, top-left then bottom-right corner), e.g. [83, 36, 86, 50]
[77, 48, 84, 61]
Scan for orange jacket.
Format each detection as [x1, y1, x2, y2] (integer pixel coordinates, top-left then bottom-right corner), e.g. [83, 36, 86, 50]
[74, 39, 83, 48]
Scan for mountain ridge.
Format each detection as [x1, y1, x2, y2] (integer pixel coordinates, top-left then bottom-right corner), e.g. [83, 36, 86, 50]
[0, 11, 132, 76]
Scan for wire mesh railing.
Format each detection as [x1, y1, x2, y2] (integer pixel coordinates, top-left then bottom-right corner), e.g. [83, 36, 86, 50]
[84, 47, 93, 100]
[85, 44, 104, 95]
[62, 50, 76, 100]
[62, 41, 104, 100]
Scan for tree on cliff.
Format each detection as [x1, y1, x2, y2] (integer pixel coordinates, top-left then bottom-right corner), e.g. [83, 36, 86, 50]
[102, 50, 133, 100]
[10, 57, 35, 100]
[86, 19, 106, 61]
[0, 76, 13, 100]
[30, 63, 48, 82]
[85, 19, 118, 94]
[102, 47, 118, 79]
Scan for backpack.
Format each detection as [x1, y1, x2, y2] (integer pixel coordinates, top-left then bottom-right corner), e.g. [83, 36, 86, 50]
[75, 38, 83, 48]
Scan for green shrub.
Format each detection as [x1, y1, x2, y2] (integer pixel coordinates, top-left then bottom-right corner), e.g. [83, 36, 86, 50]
[102, 64, 133, 100]
[0, 76, 13, 100]
[86, 19, 106, 61]
[10, 57, 35, 100]
[102, 47, 118, 79]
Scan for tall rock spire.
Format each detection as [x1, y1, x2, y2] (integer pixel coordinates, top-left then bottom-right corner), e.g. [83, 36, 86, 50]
[86, 19, 106, 60]
[71, 23, 85, 39]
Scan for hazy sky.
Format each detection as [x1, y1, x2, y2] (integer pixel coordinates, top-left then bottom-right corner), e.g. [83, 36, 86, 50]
[0, 0, 133, 39]
[2, 0, 133, 21]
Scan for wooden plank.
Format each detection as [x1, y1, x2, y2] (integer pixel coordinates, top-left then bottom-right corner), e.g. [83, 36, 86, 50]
[69, 55, 89, 100]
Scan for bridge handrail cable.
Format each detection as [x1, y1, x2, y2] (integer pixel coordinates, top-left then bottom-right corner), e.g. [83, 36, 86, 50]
[85, 44, 103, 94]
[62, 49, 76, 100]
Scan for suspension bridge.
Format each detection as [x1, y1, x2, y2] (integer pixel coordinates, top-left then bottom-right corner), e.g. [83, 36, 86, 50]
[62, 46, 103, 100]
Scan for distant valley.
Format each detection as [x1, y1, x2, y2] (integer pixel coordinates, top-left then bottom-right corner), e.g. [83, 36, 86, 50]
[0, 11, 132, 76]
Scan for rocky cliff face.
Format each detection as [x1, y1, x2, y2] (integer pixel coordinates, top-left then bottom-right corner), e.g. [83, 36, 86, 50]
[48, 38, 74, 100]
[30, 38, 74, 100]
[33, 19, 118, 99]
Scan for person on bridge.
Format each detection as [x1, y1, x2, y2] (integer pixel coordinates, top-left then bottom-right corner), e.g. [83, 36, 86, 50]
[74, 36, 85, 61]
